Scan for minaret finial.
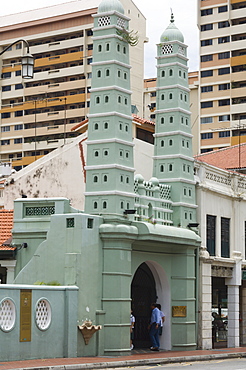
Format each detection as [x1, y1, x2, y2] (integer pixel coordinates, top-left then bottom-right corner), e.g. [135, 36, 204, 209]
[170, 9, 174, 23]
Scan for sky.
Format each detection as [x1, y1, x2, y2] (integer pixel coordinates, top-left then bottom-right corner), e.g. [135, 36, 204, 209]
[0, 0, 199, 78]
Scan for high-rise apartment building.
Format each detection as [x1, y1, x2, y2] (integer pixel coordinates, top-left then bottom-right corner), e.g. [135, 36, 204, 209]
[198, 0, 246, 154]
[0, 0, 146, 170]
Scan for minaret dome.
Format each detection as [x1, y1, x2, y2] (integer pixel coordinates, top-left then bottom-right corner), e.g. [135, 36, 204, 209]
[98, 0, 124, 14]
[160, 13, 184, 43]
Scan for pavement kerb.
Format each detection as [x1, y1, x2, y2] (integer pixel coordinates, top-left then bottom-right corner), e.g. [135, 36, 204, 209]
[15, 351, 246, 370]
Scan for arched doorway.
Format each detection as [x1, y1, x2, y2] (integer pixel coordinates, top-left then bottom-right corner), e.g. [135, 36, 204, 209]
[131, 260, 171, 350]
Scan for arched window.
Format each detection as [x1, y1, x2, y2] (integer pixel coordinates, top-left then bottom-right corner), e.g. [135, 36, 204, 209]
[185, 118, 188, 126]
[180, 93, 183, 100]
[121, 201, 124, 209]
[119, 150, 123, 157]
[161, 140, 164, 147]
[161, 70, 165, 77]
[103, 201, 107, 209]
[104, 150, 108, 156]
[103, 175, 108, 182]
[118, 96, 121, 103]
[123, 46, 126, 54]
[106, 43, 110, 51]
[184, 188, 187, 195]
[94, 201, 98, 209]
[126, 177, 129, 184]
[125, 98, 127, 105]
[185, 212, 187, 219]
[105, 95, 109, 103]
[94, 176, 98, 183]
[182, 140, 185, 147]
[184, 95, 187, 102]
[125, 125, 128, 132]
[98, 45, 102, 52]
[104, 122, 108, 129]
[97, 70, 101, 78]
[117, 44, 120, 52]
[187, 141, 189, 148]
[169, 93, 173, 99]
[94, 123, 98, 130]
[183, 164, 186, 171]
[160, 165, 164, 172]
[161, 94, 165, 100]
[120, 175, 123, 182]
[183, 72, 186, 78]
[169, 139, 173, 146]
[189, 189, 191, 197]
[96, 96, 100, 104]
[106, 69, 110, 77]
[170, 116, 173, 123]
[181, 117, 184, 124]
[169, 164, 173, 171]
[161, 117, 165, 124]
[124, 72, 127, 79]
[95, 151, 99, 157]
[126, 152, 129, 158]
[169, 69, 173, 76]
[119, 123, 122, 130]
[179, 70, 181, 77]
[118, 70, 121, 78]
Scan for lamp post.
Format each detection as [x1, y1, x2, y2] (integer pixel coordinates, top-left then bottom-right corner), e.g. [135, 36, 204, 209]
[0, 39, 34, 79]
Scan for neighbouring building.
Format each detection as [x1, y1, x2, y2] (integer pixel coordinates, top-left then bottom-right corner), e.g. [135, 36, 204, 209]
[0, 0, 201, 360]
[0, 0, 146, 171]
[198, 0, 246, 154]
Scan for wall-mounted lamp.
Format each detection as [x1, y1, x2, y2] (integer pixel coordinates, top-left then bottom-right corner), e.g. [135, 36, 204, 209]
[11, 243, 28, 250]
[187, 223, 199, 228]
[123, 209, 136, 215]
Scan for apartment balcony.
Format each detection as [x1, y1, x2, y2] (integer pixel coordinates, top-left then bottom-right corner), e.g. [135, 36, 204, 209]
[2, 64, 21, 74]
[231, 86, 246, 98]
[34, 51, 84, 68]
[31, 36, 86, 55]
[22, 107, 87, 126]
[31, 64, 87, 83]
[231, 55, 246, 66]
[231, 7, 246, 21]
[231, 102, 246, 115]
[12, 155, 44, 168]
[200, 0, 226, 8]
[24, 79, 86, 97]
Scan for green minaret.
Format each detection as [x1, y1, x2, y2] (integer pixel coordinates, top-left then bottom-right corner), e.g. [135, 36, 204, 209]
[84, 0, 135, 218]
[153, 13, 197, 227]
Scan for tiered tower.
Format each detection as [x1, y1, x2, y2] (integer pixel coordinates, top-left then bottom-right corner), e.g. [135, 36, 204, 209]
[84, 0, 135, 218]
[153, 14, 197, 227]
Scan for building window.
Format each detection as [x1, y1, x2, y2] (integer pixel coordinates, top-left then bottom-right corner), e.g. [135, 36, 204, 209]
[218, 51, 230, 59]
[2, 85, 11, 92]
[1, 112, 11, 119]
[87, 218, 94, 229]
[14, 138, 22, 144]
[169, 69, 173, 76]
[66, 218, 75, 228]
[218, 36, 230, 44]
[93, 176, 98, 183]
[201, 39, 212, 46]
[219, 131, 230, 138]
[201, 54, 213, 62]
[218, 67, 230, 75]
[201, 117, 213, 124]
[201, 86, 213, 93]
[87, 58, 92, 65]
[15, 70, 21, 76]
[105, 69, 110, 77]
[102, 201, 107, 209]
[221, 217, 230, 258]
[218, 21, 230, 28]
[201, 8, 213, 16]
[219, 83, 230, 91]
[201, 132, 213, 139]
[219, 99, 230, 106]
[207, 215, 216, 256]
[1, 126, 10, 132]
[15, 84, 23, 90]
[201, 70, 213, 77]
[201, 101, 213, 108]
[218, 5, 228, 13]
[1, 140, 10, 145]
[201, 24, 213, 31]
[1, 72, 11, 79]
[219, 115, 230, 122]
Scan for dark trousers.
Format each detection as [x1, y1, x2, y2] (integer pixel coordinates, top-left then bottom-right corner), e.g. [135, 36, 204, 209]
[149, 323, 160, 348]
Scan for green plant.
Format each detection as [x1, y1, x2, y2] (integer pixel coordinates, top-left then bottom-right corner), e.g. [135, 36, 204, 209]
[34, 280, 61, 286]
[116, 28, 139, 46]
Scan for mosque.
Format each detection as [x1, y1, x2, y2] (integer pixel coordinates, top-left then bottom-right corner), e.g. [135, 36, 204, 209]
[0, 0, 201, 360]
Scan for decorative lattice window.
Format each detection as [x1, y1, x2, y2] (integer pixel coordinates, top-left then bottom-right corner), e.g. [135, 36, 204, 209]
[36, 299, 51, 331]
[25, 206, 55, 217]
[162, 44, 173, 54]
[66, 218, 75, 228]
[98, 16, 111, 27]
[178, 46, 185, 55]
[117, 17, 126, 28]
[0, 298, 16, 332]
[160, 185, 171, 200]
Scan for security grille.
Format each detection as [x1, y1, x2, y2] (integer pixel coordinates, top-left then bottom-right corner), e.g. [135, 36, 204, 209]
[0, 299, 16, 332]
[162, 44, 173, 54]
[98, 16, 111, 27]
[36, 299, 51, 330]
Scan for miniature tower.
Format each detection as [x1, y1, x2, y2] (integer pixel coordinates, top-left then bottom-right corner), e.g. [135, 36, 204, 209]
[153, 13, 197, 227]
[84, 0, 135, 218]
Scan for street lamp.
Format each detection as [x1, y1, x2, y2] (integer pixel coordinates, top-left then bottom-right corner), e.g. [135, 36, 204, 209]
[0, 39, 34, 79]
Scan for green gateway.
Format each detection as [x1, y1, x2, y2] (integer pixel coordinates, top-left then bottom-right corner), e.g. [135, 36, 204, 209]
[1, 0, 201, 361]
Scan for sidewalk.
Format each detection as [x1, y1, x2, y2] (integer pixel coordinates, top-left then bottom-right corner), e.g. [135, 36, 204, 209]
[1, 347, 246, 370]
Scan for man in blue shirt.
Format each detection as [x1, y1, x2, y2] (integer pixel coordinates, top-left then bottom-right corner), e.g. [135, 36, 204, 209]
[148, 303, 161, 351]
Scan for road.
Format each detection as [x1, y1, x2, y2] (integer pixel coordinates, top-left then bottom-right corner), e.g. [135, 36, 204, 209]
[109, 358, 246, 370]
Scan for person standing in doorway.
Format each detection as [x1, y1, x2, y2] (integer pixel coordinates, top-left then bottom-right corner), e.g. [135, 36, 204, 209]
[156, 303, 165, 336]
[148, 303, 161, 351]
[130, 310, 135, 350]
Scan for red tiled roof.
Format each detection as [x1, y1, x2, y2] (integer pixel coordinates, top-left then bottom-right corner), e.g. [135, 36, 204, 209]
[71, 115, 155, 132]
[195, 144, 246, 171]
[0, 210, 13, 247]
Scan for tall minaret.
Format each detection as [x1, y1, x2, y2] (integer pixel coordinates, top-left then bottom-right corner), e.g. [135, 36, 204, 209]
[153, 13, 197, 227]
[84, 0, 135, 218]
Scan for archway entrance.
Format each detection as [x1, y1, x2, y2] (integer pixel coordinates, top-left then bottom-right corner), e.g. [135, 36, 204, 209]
[131, 262, 157, 348]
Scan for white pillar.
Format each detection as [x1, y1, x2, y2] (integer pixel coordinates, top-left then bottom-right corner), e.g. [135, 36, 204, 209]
[241, 287, 246, 344]
[0, 260, 16, 283]
[199, 250, 212, 349]
[225, 251, 242, 348]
